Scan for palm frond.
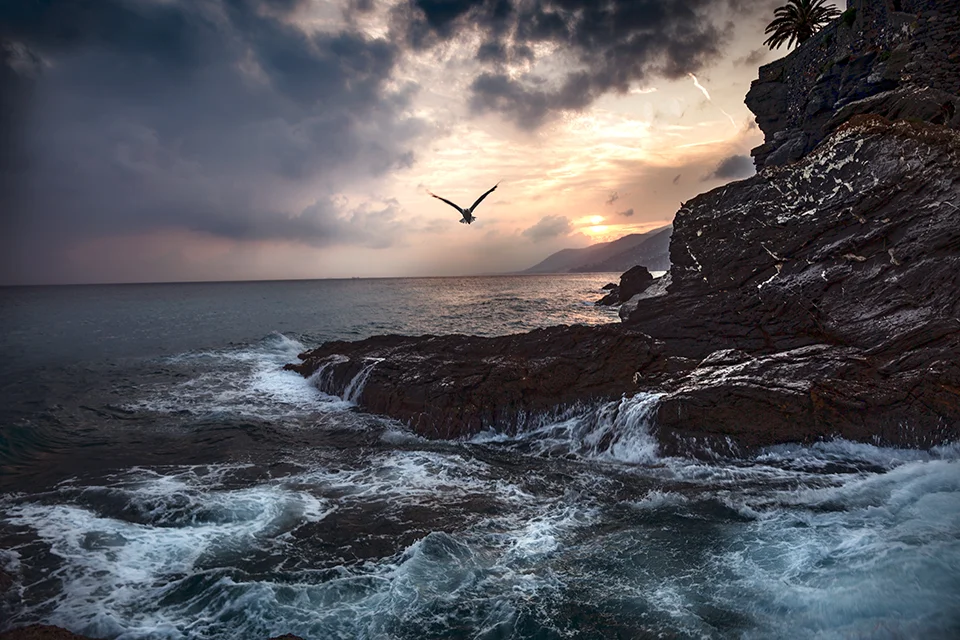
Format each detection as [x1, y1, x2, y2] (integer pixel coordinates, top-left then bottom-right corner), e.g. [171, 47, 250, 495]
[764, 0, 841, 50]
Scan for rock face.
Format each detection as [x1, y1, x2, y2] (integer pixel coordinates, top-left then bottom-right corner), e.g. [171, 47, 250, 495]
[287, 2, 960, 454]
[627, 116, 960, 452]
[746, 0, 960, 168]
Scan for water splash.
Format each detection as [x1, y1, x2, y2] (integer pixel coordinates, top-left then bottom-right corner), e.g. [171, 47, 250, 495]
[472, 392, 662, 465]
[343, 357, 384, 404]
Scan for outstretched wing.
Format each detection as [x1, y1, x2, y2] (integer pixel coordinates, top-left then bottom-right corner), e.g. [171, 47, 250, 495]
[469, 182, 500, 212]
[428, 191, 463, 213]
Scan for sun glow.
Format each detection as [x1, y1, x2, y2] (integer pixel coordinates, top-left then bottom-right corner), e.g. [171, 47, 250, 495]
[585, 224, 610, 237]
[589, 215, 604, 224]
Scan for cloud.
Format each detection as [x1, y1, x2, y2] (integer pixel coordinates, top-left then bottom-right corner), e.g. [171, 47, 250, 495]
[618, 208, 635, 217]
[703, 154, 756, 181]
[606, 191, 620, 205]
[398, 0, 747, 129]
[736, 48, 768, 67]
[0, 0, 428, 281]
[522, 215, 571, 242]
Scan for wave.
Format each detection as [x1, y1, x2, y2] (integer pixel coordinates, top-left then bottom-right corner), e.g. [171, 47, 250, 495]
[123, 332, 352, 420]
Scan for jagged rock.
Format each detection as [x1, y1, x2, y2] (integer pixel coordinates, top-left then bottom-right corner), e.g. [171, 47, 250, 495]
[619, 273, 671, 320]
[746, 0, 960, 168]
[626, 117, 960, 356]
[287, 325, 671, 439]
[619, 117, 960, 451]
[601, 282, 618, 290]
[655, 344, 960, 456]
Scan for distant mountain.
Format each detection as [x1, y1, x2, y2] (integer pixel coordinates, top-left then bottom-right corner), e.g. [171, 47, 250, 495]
[571, 226, 672, 273]
[521, 225, 671, 274]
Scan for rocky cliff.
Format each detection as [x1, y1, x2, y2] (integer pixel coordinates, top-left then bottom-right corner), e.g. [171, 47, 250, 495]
[288, 4, 960, 455]
[746, 0, 960, 167]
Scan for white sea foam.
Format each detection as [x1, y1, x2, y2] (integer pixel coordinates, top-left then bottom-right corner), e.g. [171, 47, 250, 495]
[471, 392, 662, 465]
[3, 458, 593, 639]
[4, 467, 336, 638]
[124, 332, 351, 419]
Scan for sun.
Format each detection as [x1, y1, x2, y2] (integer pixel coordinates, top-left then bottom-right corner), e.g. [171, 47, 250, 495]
[589, 215, 604, 224]
[585, 224, 610, 238]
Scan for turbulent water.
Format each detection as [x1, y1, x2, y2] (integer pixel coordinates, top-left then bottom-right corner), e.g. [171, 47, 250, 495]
[1, 276, 958, 640]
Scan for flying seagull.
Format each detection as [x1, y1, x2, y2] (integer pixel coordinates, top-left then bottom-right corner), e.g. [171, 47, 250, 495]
[428, 182, 500, 224]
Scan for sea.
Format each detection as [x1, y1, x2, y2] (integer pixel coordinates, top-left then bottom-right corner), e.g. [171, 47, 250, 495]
[1, 275, 958, 640]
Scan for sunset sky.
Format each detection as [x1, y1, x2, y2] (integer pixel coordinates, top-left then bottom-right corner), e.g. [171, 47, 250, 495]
[0, 0, 819, 285]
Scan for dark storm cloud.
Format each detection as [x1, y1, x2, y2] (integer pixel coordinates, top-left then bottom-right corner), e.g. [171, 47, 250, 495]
[618, 208, 634, 217]
[522, 215, 571, 241]
[396, 0, 745, 129]
[703, 154, 755, 181]
[0, 0, 427, 282]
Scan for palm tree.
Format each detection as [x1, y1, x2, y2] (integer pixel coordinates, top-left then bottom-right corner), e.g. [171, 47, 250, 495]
[763, 0, 841, 50]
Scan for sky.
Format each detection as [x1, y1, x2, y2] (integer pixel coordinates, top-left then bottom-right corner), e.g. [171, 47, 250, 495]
[0, 0, 798, 285]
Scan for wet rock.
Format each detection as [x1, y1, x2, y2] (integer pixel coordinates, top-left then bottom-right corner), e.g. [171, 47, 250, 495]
[655, 344, 960, 456]
[288, 325, 671, 439]
[622, 117, 960, 451]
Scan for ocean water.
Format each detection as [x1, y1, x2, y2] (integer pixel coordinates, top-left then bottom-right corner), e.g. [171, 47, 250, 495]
[1, 276, 958, 639]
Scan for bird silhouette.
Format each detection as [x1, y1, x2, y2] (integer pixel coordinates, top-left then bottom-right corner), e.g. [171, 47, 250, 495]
[428, 182, 500, 224]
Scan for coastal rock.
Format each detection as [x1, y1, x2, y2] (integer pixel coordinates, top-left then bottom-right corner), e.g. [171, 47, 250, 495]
[594, 265, 654, 306]
[626, 117, 960, 356]
[655, 344, 960, 456]
[595, 287, 620, 306]
[746, 0, 960, 168]
[618, 265, 654, 302]
[287, 325, 671, 438]
[622, 117, 960, 451]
